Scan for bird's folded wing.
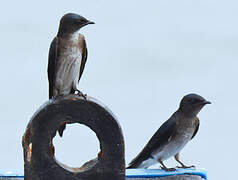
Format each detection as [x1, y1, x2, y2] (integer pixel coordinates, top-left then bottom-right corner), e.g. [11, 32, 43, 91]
[128, 117, 177, 168]
[47, 37, 58, 99]
[191, 117, 199, 140]
[78, 38, 87, 82]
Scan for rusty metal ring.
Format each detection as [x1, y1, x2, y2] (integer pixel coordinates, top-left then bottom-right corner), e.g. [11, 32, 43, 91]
[22, 94, 125, 180]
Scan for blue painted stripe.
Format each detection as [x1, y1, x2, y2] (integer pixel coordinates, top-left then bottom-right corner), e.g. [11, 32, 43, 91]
[126, 169, 207, 179]
[0, 169, 207, 179]
[0, 169, 24, 178]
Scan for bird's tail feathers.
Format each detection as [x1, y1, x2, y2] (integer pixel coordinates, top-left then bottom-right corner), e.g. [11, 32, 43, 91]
[126, 156, 144, 169]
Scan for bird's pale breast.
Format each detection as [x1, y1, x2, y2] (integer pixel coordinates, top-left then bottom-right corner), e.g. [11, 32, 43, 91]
[54, 34, 83, 96]
[152, 117, 197, 161]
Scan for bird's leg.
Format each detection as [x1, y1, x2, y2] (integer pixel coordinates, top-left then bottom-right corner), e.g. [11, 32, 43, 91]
[75, 90, 87, 100]
[158, 159, 176, 171]
[174, 153, 195, 169]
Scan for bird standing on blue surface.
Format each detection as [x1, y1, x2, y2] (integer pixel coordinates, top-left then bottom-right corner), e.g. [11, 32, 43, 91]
[47, 13, 94, 136]
[127, 94, 211, 171]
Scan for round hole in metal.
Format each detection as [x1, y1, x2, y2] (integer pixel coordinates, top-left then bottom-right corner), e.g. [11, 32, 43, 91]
[53, 123, 100, 169]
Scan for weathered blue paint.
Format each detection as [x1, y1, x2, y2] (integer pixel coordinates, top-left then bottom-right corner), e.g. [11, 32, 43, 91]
[0, 169, 23, 178]
[0, 169, 207, 179]
[126, 169, 207, 179]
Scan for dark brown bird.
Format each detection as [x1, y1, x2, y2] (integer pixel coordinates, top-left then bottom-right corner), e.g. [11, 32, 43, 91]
[127, 93, 211, 171]
[47, 13, 94, 136]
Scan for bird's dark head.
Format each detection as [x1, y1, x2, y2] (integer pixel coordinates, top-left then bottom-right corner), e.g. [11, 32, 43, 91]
[58, 13, 94, 36]
[179, 93, 211, 116]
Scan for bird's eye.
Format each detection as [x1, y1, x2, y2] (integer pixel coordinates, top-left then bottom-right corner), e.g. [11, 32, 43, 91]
[82, 19, 87, 23]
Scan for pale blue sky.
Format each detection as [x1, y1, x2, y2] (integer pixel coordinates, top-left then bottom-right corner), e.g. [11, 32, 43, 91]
[0, 1, 237, 179]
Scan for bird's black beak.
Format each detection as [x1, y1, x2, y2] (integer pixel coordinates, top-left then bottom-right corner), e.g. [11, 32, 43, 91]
[84, 21, 95, 26]
[87, 21, 95, 25]
[202, 100, 211, 105]
[79, 20, 95, 28]
[197, 100, 211, 106]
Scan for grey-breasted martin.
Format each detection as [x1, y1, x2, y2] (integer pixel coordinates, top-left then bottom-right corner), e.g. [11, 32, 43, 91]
[127, 93, 210, 171]
[47, 13, 94, 136]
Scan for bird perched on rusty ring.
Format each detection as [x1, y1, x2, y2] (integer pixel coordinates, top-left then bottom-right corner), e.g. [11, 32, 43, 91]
[47, 13, 94, 137]
[127, 93, 211, 171]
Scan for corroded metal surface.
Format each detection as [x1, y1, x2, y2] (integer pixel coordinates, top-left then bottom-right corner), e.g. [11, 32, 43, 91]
[22, 94, 125, 180]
